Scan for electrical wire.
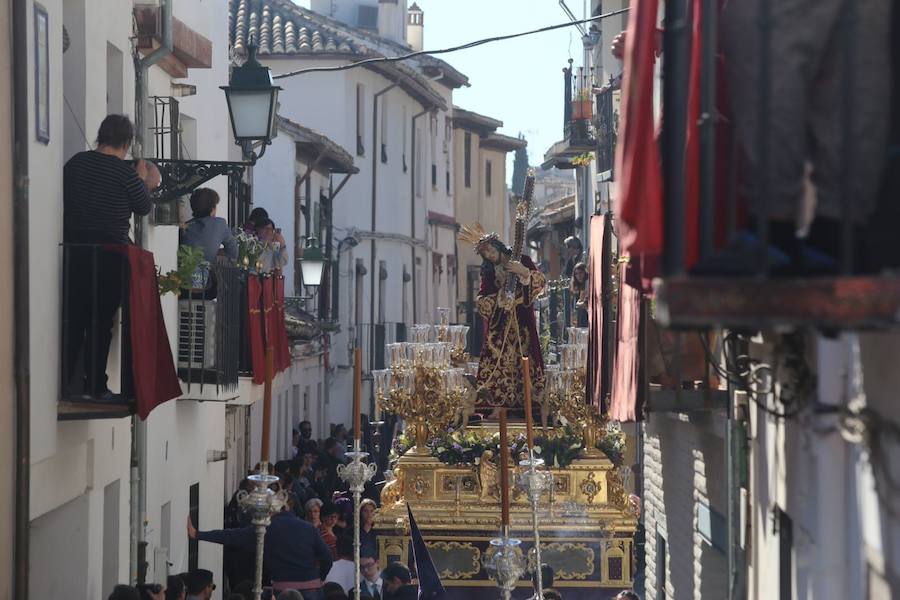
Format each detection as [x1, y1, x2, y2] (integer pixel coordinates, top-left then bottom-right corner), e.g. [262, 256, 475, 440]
[698, 331, 802, 419]
[273, 7, 630, 80]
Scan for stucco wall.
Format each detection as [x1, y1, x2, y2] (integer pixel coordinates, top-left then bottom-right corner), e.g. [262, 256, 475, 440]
[642, 412, 728, 600]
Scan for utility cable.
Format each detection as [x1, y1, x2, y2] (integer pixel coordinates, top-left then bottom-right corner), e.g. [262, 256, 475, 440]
[273, 7, 630, 80]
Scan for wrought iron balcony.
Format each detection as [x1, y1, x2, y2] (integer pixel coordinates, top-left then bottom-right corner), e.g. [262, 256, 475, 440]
[59, 243, 135, 420]
[649, 0, 900, 331]
[595, 82, 618, 178]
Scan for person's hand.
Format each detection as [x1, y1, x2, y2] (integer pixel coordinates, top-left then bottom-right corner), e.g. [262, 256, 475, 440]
[611, 30, 626, 59]
[275, 231, 287, 248]
[144, 161, 161, 192]
[508, 261, 531, 283]
[135, 158, 149, 180]
[187, 515, 198, 540]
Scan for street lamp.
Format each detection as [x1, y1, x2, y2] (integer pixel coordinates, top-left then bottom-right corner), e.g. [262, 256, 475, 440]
[221, 41, 281, 164]
[299, 237, 327, 287]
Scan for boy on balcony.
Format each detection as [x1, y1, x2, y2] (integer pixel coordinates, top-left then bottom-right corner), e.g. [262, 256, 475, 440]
[62, 114, 161, 401]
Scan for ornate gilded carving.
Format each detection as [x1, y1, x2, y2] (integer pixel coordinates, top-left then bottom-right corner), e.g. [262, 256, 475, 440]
[606, 467, 627, 511]
[441, 473, 478, 494]
[540, 543, 596, 580]
[425, 541, 482, 579]
[580, 471, 601, 504]
[412, 473, 431, 499]
[553, 474, 570, 494]
[381, 468, 403, 506]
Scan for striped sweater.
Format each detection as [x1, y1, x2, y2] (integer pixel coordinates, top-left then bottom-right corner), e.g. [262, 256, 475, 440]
[63, 151, 152, 244]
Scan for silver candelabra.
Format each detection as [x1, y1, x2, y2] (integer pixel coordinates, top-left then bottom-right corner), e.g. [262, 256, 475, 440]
[519, 451, 553, 600]
[237, 466, 288, 600]
[483, 527, 528, 600]
[338, 440, 378, 600]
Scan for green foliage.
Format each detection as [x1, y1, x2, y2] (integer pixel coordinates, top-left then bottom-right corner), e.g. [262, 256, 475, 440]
[158, 245, 206, 296]
[392, 424, 626, 469]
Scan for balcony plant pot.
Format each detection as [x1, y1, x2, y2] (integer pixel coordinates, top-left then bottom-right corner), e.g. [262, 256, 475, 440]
[572, 99, 593, 120]
[646, 318, 715, 389]
[190, 261, 211, 291]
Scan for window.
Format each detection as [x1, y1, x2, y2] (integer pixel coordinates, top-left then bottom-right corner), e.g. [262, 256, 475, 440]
[188, 483, 200, 571]
[380, 95, 388, 163]
[356, 84, 365, 156]
[443, 117, 451, 154]
[485, 160, 493, 196]
[778, 507, 793, 600]
[415, 126, 424, 198]
[402, 105, 408, 172]
[446, 163, 451, 195]
[655, 532, 666, 600]
[464, 132, 472, 188]
[430, 115, 438, 188]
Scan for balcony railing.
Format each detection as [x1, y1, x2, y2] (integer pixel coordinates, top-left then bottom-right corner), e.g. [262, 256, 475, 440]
[649, 0, 900, 330]
[178, 264, 242, 395]
[355, 322, 406, 374]
[595, 83, 617, 177]
[60, 243, 134, 420]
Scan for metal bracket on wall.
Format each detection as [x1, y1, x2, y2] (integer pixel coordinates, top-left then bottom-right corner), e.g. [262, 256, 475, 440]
[152, 159, 248, 204]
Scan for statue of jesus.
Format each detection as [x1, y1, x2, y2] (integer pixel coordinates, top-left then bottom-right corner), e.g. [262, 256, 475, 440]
[459, 225, 546, 410]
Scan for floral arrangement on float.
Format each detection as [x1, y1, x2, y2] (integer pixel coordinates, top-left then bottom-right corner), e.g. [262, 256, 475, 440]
[392, 423, 624, 469]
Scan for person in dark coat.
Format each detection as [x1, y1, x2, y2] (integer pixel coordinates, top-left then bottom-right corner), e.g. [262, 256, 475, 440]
[188, 506, 333, 598]
[380, 563, 417, 600]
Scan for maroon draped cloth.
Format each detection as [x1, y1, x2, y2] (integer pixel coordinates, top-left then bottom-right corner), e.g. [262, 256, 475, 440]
[247, 275, 267, 385]
[248, 274, 291, 384]
[109, 245, 182, 419]
[587, 215, 608, 410]
[272, 276, 291, 371]
[474, 254, 546, 408]
[609, 262, 643, 422]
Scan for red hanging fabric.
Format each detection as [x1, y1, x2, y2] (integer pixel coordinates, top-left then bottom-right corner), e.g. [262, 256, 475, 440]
[586, 215, 607, 410]
[273, 276, 291, 371]
[609, 262, 643, 422]
[109, 245, 182, 420]
[683, 0, 703, 268]
[247, 275, 267, 385]
[615, 0, 663, 260]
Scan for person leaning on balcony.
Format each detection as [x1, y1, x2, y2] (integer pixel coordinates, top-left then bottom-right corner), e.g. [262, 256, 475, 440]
[180, 187, 238, 264]
[63, 114, 161, 401]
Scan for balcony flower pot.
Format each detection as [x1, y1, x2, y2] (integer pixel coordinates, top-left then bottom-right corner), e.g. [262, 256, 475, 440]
[190, 261, 211, 291]
[572, 99, 593, 120]
[647, 319, 716, 389]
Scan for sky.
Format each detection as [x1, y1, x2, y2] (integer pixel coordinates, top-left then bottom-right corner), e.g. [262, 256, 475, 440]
[413, 0, 588, 179]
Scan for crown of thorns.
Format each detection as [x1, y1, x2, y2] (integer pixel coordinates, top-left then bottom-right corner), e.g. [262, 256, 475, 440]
[458, 223, 508, 253]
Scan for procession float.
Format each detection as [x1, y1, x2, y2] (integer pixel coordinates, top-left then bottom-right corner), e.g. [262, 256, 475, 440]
[368, 174, 639, 600]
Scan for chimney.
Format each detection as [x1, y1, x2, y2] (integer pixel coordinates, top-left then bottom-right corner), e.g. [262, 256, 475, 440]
[407, 2, 423, 51]
[377, 0, 407, 44]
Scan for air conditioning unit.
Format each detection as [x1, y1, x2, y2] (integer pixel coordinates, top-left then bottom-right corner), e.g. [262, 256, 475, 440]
[178, 300, 218, 371]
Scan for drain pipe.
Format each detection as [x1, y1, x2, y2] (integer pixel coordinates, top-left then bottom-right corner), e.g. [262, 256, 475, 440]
[368, 82, 398, 347]
[409, 108, 428, 323]
[131, 0, 173, 585]
[12, 0, 31, 597]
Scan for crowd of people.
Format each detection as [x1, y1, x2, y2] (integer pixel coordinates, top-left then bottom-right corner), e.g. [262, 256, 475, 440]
[102, 420, 645, 600]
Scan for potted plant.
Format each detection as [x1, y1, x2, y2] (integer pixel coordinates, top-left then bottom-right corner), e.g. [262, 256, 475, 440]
[158, 245, 207, 296]
[571, 88, 593, 120]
